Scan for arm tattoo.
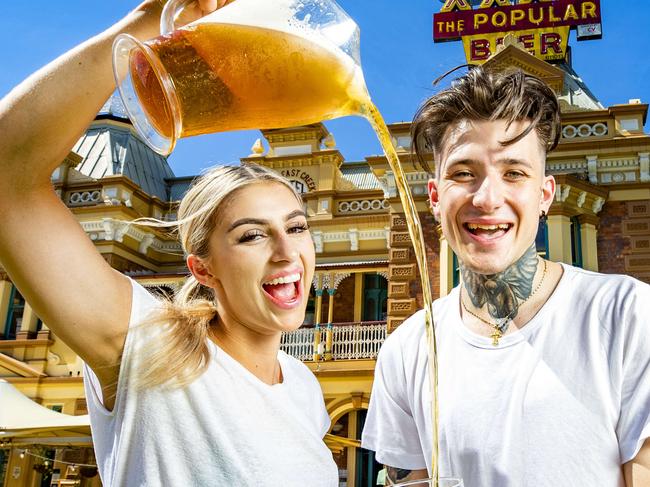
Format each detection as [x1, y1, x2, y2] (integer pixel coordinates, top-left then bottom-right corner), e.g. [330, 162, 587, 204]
[460, 243, 539, 321]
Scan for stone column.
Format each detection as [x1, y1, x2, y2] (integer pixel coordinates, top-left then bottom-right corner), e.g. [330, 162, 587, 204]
[313, 275, 323, 361]
[578, 214, 599, 272]
[16, 303, 39, 340]
[353, 273, 363, 322]
[0, 279, 12, 331]
[346, 410, 358, 487]
[326, 288, 335, 324]
[387, 214, 417, 333]
[547, 213, 573, 264]
[324, 288, 335, 360]
[439, 236, 455, 297]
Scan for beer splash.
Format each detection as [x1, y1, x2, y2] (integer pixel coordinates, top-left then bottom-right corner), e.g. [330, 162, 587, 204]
[363, 103, 440, 482]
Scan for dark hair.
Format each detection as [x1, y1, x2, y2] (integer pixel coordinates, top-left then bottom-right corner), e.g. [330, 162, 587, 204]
[411, 66, 561, 174]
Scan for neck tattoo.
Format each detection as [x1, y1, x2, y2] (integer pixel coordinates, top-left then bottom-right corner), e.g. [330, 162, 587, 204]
[460, 244, 546, 346]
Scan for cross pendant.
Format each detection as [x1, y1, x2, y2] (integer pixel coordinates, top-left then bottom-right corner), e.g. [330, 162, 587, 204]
[491, 329, 502, 346]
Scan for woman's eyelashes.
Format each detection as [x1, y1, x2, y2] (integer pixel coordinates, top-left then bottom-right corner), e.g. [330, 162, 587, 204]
[237, 222, 310, 243]
[287, 222, 310, 234]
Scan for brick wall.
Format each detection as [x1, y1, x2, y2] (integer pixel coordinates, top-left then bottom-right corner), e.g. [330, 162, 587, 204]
[597, 199, 650, 284]
[333, 275, 356, 323]
[409, 212, 441, 309]
[597, 201, 628, 275]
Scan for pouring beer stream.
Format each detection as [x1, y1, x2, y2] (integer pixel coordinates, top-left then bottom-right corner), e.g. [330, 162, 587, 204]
[113, 0, 440, 480]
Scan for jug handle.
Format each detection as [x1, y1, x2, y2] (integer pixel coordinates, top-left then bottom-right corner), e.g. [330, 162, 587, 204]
[160, 0, 196, 36]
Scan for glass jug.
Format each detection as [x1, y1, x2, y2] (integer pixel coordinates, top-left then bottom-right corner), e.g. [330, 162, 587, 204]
[113, 0, 369, 155]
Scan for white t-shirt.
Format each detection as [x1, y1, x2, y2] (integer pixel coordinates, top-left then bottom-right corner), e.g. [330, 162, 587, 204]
[362, 264, 650, 487]
[83, 278, 338, 487]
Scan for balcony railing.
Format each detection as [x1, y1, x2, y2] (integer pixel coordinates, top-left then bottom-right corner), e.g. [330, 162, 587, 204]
[280, 321, 387, 361]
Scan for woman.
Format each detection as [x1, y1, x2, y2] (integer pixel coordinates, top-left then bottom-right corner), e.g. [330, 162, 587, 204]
[0, 1, 338, 485]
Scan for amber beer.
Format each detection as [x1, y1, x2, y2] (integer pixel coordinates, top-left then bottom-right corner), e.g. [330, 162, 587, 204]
[129, 23, 369, 139]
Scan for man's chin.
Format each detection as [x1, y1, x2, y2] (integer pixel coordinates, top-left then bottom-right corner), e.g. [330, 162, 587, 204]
[459, 254, 514, 276]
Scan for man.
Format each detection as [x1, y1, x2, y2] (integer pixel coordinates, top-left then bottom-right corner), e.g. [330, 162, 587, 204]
[361, 68, 650, 486]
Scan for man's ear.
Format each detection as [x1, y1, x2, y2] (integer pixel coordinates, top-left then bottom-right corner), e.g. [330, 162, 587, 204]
[187, 254, 215, 287]
[428, 178, 441, 221]
[540, 174, 556, 214]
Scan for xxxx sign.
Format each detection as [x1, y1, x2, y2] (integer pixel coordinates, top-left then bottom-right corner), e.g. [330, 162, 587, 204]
[434, 0, 602, 64]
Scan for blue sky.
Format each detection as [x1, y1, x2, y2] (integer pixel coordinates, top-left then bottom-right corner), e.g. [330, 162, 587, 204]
[1, 1, 649, 177]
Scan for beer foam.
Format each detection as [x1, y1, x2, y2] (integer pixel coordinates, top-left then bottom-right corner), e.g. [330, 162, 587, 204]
[189, 0, 356, 64]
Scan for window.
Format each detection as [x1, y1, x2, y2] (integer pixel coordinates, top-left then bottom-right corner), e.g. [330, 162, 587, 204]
[452, 253, 461, 288]
[303, 291, 315, 326]
[570, 216, 583, 268]
[4, 286, 25, 339]
[0, 449, 7, 486]
[362, 274, 387, 322]
[535, 220, 549, 258]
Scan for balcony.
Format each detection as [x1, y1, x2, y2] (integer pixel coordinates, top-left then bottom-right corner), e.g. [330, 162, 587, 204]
[280, 321, 387, 361]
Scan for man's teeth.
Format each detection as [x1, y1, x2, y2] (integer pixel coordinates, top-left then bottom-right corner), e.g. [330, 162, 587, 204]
[264, 273, 301, 286]
[466, 223, 510, 230]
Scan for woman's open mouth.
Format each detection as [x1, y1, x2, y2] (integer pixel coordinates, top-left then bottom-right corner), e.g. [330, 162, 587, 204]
[262, 272, 302, 309]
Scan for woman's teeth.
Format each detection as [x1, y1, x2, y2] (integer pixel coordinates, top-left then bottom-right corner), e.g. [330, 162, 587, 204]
[263, 273, 300, 286]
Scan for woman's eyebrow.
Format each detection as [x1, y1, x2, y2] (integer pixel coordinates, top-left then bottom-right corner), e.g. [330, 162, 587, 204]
[227, 210, 307, 233]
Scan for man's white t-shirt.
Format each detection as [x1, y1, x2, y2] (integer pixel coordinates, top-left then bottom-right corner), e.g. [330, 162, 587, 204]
[362, 264, 650, 486]
[83, 278, 338, 487]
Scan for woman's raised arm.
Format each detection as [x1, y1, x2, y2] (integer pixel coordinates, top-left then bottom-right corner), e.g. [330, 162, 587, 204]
[0, 0, 219, 393]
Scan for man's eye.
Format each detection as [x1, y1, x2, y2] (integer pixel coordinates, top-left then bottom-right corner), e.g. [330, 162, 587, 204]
[452, 171, 473, 179]
[505, 171, 525, 179]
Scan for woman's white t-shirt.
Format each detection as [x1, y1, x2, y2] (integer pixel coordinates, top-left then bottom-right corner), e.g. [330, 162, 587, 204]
[83, 278, 338, 486]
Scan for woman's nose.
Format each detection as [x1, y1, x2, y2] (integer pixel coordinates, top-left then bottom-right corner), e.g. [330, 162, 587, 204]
[271, 233, 299, 262]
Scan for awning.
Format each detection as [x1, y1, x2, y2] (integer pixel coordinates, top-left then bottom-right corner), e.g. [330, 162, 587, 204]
[0, 380, 91, 444]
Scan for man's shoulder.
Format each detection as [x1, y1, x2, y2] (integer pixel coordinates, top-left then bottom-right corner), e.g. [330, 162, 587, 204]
[561, 264, 650, 298]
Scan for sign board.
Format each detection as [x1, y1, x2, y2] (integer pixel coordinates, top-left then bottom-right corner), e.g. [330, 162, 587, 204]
[434, 0, 602, 64]
[280, 168, 317, 194]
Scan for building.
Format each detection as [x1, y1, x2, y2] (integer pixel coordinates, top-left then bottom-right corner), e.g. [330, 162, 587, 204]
[1, 11, 649, 487]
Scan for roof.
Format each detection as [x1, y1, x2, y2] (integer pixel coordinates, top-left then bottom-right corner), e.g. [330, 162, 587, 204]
[340, 163, 382, 190]
[97, 91, 130, 120]
[166, 176, 196, 202]
[72, 124, 176, 201]
[557, 61, 603, 111]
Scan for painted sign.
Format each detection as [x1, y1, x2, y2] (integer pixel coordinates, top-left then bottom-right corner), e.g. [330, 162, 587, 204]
[280, 168, 317, 194]
[434, 0, 602, 64]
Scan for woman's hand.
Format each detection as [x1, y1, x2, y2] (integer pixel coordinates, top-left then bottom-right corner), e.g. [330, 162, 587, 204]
[161, 0, 235, 29]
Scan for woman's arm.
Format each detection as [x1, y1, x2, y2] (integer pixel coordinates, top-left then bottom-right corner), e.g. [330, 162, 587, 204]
[0, 1, 218, 395]
[624, 439, 650, 486]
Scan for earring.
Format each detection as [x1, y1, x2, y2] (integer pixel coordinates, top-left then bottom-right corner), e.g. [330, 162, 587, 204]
[539, 210, 548, 223]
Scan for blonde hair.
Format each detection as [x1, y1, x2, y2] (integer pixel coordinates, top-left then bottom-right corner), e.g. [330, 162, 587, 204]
[135, 163, 301, 389]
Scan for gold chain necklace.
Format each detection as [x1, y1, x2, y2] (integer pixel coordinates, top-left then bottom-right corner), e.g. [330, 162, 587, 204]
[461, 259, 547, 346]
